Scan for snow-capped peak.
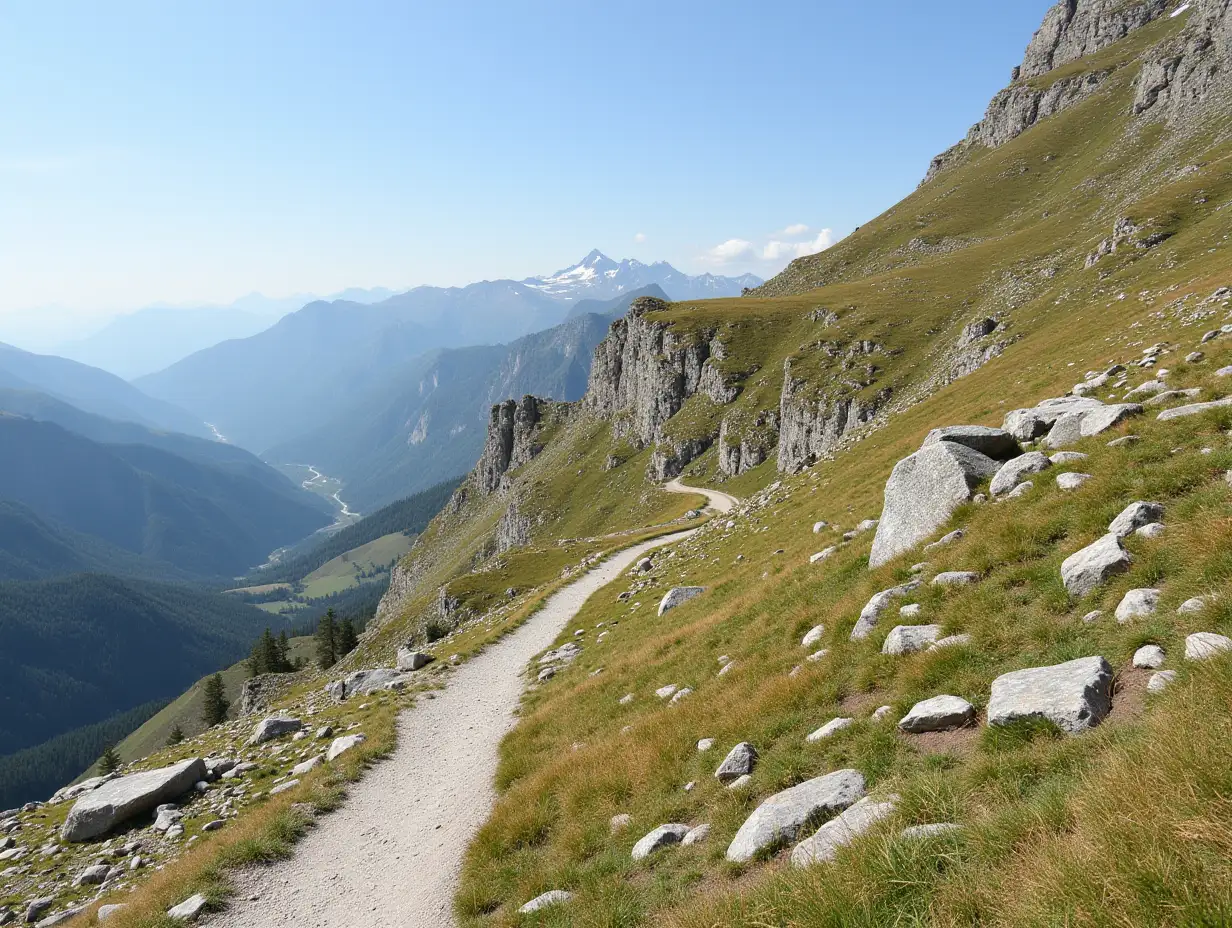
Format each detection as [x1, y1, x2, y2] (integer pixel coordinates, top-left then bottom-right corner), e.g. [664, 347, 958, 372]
[522, 250, 763, 304]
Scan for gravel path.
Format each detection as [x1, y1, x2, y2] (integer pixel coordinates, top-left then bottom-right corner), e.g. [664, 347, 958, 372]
[210, 526, 707, 928]
[664, 478, 738, 514]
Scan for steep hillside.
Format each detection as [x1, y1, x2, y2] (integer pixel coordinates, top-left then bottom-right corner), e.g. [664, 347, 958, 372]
[0, 417, 331, 577]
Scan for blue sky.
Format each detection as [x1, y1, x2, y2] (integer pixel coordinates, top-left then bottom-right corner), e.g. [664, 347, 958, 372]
[0, 1, 1052, 321]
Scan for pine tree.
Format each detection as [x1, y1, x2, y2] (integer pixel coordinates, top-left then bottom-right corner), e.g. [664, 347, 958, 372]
[201, 673, 229, 727]
[166, 723, 185, 747]
[316, 609, 338, 670]
[336, 617, 358, 657]
[277, 630, 292, 670]
[98, 744, 121, 775]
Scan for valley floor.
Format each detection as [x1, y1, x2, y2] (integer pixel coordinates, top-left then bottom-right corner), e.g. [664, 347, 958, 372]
[206, 524, 706, 927]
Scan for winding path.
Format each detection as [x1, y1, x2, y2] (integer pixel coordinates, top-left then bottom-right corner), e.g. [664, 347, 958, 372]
[664, 477, 739, 514]
[210, 526, 712, 928]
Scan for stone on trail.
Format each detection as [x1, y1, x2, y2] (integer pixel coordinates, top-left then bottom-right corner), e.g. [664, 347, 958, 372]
[1057, 472, 1092, 490]
[725, 768, 866, 862]
[922, 425, 1020, 460]
[1115, 588, 1161, 623]
[167, 893, 208, 922]
[850, 581, 923, 641]
[658, 586, 705, 616]
[519, 890, 574, 914]
[326, 734, 366, 761]
[1147, 670, 1177, 694]
[898, 695, 975, 733]
[806, 717, 854, 742]
[61, 757, 206, 842]
[1185, 632, 1232, 661]
[1156, 395, 1232, 421]
[1133, 645, 1166, 669]
[987, 656, 1113, 734]
[790, 795, 898, 868]
[714, 742, 758, 783]
[631, 823, 690, 860]
[802, 625, 826, 648]
[1108, 501, 1165, 538]
[1061, 534, 1131, 596]
[868, 442, 1000, 568]
[932, 571, 978, 586]
[882, 625, 942, 655]
[395, 647, 433, 672]
[990, 452, 1051, 497]
[249, 715, 302, 745]
[682, 823, 711, 845]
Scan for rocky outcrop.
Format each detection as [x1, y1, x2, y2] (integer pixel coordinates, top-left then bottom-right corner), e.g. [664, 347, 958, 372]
[61, 758, 207, 842]
[1133, 0, 1232, 116]
[717, 409, 778, 477]
[238, 674, 285, 717]
[1020, 0, 1169, 79]
[777, 359, 884, 474]
[495, 497, 532, 553]
[477, 395, 564, 495]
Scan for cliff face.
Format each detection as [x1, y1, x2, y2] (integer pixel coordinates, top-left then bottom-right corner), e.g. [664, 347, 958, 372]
[476, 395, 566, 496]
[1134, 0, 1232, 116]
[925, 0, 1170, 184]
[776, 360, 884, 474]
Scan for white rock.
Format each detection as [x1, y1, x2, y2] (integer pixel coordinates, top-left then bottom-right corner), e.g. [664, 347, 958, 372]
[1185, 632, 1232, 661]
[810, 548, 837, 564]
[882, 624, 942, 655]
[1049, 451, 1088, 464]
[922, 425, 1020, 459]
[1056, 472, 1092, 490]
[1061, 534, 1132, 596]
[697, 738, 715, 752]
[619, 693, 635, 705]
[1147, 670, 1177, 694]
[813, 521, 828, 533]
[923, 529, 965, 553]
[610, 813, 632, 833]
[932, 571, 979, 586]
[1133, 645, 1166, 669]
[1136, 522, 1165, 538]
[714, 742, 758, 783]
[790, 795, 898, 867]
[326, 734, 366, 761]
[872, 705, 894, 720]
[519, 890, 573, 914]
[806, 717, 854, 742]
[1108, 501, 1165, 537]
[1115, 588, 1161, 623]
[726, 774, 752, 790]
[725, 769, 866, 862]
[249, 715, 302, 745]
[850, 581, 923, 640]
[291, 755, 324, 776]
[167, 893, 208, 922]
[658, 586, 705, 616]
[669, 687, 692, 704]
[930, 633, 972, 650]
[395, 648, 433, 672]
[1177, 596, 1211, 614]
[1082, 610, 1103, 623]
[806, 648, 831, 662]
[802, 625, 826, 648]
[1157, 396, 1232, 421]
[898, 695, 975, 733]
[682, 823, 711, 846]
[987, 656, 1113, 733]
[268, 779, 299, 796]
[990, 452, 1051, 496]
[61, 758, 206, 842]
[899, 603, 922, 617]
[655, 684, 678, 700]
[631, 823, 690, 860]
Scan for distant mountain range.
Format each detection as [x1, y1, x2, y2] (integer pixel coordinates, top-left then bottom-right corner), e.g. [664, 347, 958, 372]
[528, 250, 761, 303]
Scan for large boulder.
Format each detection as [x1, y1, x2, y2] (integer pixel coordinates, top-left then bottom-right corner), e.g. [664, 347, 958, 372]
[61, 758, 206, 842]
[395, 648, 433, 672]
[658, 586, 705, 616]
[987, 656, 1113, 734]
[869, 442, 1000, 568]
[850, 581, 923, 641]
[1002, 398, 1104, 441]
[1045, 403, 1142, 448]
[725, 769, 866, 862]
[1060, 534, 1132, 596]
[989, 452, 1051, 496]
[922, 426, 1020, 460]
[248, 715, 302, 745]
[790, 795, 898, 867]
[339, 668, 408, 698]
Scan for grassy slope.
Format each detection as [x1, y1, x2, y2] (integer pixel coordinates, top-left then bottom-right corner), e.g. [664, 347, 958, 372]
[443, 17, 1232, 928]
[298, 531, 413, 598]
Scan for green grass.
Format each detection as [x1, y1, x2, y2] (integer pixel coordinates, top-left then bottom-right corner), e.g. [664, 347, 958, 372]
[299, 531, 413, 598]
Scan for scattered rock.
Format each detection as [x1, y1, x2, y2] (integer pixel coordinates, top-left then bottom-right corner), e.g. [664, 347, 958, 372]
[62, 758, 207, 842]
[869, 442, 1000, 567]
[1147, 670, 1177, 694]
[291, 756, 324, 776]
[882, 625, 942, 655]
[802, 625, 826, 648]
[1049, 451, 1088, 464]
[1107, 435, 1139, 447]
[922, 425, 1020, 460]
[658, 587, 705, 616]
[395, 648, 433, 672]
[898, 695, 975, 733]
[790, 795, 898, 867]
[1109, 501, 1165, 537]
[1136, 522, 1165, 538]
[1177, 596, 1211, 614]
[1157, 396, 1232, 421]
[987, 656, 1113, 734]
[1002, 398, 1103, 441]
[726, 774, 752, 790]
[930, 633, 972, 650]
[850, 581, 923, 640]
[812, 521, 828, 533]
[655, 685, 678, 700]
[872, 705, 894, 720]
[714, 743, 758, 783]
[923, 529, 964, 553]
[26, 899, 53, 924]
[990, 452, 1051, 496]
[669, 687, 692, 704]
[809, 548, 836, 564]
[806, 718, 854, 742]
[1133, 645, 1166, 669]
[1061, 534, 1131, 596]
[1057, 472, 1092, 490]
[269, 780, 299, 796]
[631, 824, 690, 860]
[1185, 632, 1232, 661]
[97, 905, 127, 923]
[249, 716, 303, 746]
[682, 824, 710, 846]
[519, 891, 573, 914]
[73, 863, 108, 886]
[1115, 588, 1161, 623]
[932, 571, 978, 586]
[167, 893, 208, 922]
[725, 769, 866, 862]
[697, 738, 715, 752]
[806, 648, 830, 663]
[899, 603, 922, 617]
[326, 734, 366, 761]
[610, 813, 632, 833]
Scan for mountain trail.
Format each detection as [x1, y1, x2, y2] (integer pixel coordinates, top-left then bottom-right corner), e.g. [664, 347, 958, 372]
[664, 477, 738, 514]
[207, 526, 707, 928]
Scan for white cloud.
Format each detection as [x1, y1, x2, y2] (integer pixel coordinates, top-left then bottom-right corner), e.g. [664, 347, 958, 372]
[633, 232, 646, 243]
[706, 238, 758, 264]
[776, 223, 810, 237]
[763, 228, 836, 261]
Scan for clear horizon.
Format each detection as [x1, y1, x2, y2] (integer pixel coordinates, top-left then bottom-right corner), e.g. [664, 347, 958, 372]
[1, 0, 1053, 339]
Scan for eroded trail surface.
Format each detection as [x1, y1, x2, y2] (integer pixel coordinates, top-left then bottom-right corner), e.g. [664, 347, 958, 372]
[212, 528, 700, 928]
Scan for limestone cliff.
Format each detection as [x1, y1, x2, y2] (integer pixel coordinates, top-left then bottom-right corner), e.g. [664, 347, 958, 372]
[476, 395, 568, 496]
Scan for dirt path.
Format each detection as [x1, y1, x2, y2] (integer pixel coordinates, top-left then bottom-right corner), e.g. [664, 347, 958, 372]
[210, 528, 701, 928]
[664, 477, 739, 514]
